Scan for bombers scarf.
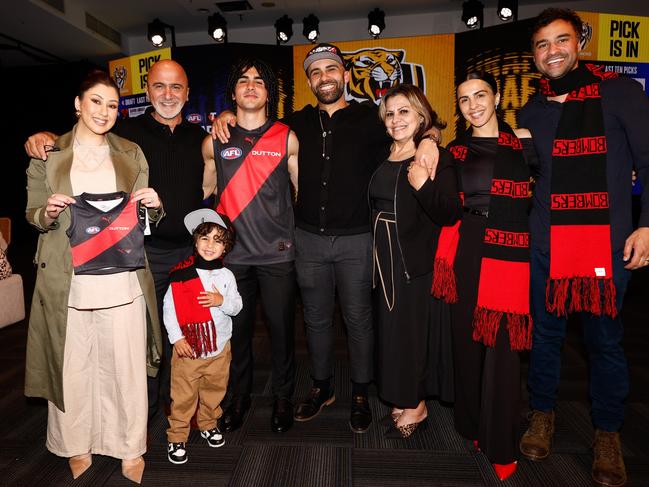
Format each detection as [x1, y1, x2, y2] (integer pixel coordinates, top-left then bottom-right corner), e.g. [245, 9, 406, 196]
[169, 255, 223, 357]
[540, 64, 618, 318]
[432, 120, 532, 351]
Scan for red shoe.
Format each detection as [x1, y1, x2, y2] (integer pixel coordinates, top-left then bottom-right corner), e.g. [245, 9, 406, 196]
[473, 440, 480, 452]
[493, 461, 517, 481]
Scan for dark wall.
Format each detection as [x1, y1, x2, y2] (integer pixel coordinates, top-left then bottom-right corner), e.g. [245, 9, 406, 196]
[1, 61, 98, 281]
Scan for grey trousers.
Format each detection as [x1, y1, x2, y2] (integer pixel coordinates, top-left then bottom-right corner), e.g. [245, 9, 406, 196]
[295, 228, 374, 385]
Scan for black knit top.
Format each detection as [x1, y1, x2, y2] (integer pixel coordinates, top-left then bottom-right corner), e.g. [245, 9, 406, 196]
[113, 108, 206, 249]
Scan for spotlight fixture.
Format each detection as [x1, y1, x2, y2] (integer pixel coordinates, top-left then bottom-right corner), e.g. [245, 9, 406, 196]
[208, 13, 227, 43]
[147, 18, 176, 47]
[497, 0, 518, 22]
[461, 0, 484, 29]
[302, 14, 319, 43]
[275, 14, 293, 44]
[368, 8, 385, 39]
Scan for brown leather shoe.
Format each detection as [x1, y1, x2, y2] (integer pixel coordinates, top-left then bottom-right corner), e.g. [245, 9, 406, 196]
[519, 410, 555, 461]
[592, 430, 627, 487]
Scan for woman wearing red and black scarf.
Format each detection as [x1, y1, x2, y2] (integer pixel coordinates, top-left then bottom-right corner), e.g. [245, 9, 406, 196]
[433, 71, 535, 480]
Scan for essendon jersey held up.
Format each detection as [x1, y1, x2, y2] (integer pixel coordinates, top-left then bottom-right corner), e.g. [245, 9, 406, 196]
[67, 191, 147, 275]
[215, 120, 295, 265]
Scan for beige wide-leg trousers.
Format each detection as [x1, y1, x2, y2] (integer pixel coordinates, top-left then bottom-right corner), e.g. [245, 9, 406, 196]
[46, 295, 147, 460]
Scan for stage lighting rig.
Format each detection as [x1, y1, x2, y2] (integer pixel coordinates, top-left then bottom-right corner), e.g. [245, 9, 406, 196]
[303, 14, 320, 43]
[208, 13, 227, 43]
[497, 0, 518, 22]
[147, 18, 176, 47]
[462, 0, 484, 29]
[275, 15, 293, 44]
[368, 8, 385, 39]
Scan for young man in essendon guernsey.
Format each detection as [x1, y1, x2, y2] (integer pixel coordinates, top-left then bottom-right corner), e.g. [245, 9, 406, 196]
[201, 58, 299, 434]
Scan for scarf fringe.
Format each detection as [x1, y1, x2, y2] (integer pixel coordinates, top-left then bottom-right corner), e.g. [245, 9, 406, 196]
[472, 306, 533, 351]
[432, 257, 458, 303]
[181, 320, 218, 357]
[545, 277, 617, 318]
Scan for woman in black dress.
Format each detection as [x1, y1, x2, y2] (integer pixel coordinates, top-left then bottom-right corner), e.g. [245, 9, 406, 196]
[434, 71, 534, 480]
[370, 84, 462, 438]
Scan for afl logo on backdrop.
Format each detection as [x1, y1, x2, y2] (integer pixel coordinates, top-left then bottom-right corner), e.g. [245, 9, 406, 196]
[85, 226, 100, 235]
[187, 113, 202, 124]
[221, 147, 243, 159]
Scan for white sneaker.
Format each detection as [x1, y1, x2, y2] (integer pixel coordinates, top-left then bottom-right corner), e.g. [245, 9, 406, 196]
[167, 442, 188, 464]
[201, 427, 225, 448]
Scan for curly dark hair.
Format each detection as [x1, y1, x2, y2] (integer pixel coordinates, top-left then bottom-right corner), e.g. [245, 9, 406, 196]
[226, 58, 278, 119]
[192, 219, 236, 255]
[531, 8, 583, 45]
[78, 69, 119, 99]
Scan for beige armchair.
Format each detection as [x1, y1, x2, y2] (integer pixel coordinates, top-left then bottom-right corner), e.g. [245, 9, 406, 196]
[0, 218, 25, 328]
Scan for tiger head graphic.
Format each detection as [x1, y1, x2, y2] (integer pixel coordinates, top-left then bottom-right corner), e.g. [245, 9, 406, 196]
[113, 65, 127, 90]
[344, 48, 405, 104]
[579, 21, 593, 51]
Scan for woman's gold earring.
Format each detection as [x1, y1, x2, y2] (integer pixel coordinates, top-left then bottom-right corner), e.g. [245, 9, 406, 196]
[75, 110, 81, 118]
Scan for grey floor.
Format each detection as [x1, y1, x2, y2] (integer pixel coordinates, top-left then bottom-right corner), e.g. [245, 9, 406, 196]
[1, 259, 648, 486]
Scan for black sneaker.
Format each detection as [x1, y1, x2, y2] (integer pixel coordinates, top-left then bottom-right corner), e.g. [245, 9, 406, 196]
[294, 387, 336, 421]
[167, 442, 188, 464]
[201, 427, 225, 448]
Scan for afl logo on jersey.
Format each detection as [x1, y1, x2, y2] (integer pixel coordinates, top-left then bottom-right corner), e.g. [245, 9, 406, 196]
[221, 147, 242, 160]
[85, 226, 100, 235]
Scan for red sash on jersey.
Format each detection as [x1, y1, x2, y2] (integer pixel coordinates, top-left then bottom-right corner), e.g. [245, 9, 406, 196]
[216, 122, 288, 222]
[70, 198, 139, 268]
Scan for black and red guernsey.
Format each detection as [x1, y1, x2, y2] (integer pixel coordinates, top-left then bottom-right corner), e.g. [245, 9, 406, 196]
[67, 191, 146, 275]
[214, 119, 294, 265]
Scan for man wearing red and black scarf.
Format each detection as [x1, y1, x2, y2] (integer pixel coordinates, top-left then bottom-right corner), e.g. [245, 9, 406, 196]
[518, 9, 649, 487]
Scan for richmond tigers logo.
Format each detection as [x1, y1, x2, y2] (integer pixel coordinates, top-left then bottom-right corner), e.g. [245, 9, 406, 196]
[579, 21, 593, 51]
[113, 65, 127, 90]
[343, 48, 426, 105]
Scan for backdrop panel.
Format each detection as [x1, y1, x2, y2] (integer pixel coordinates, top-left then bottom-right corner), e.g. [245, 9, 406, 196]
[293, 35, 455, 144]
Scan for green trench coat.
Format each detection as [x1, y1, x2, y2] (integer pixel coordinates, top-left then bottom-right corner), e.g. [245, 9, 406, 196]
[24, 127, 163, 412]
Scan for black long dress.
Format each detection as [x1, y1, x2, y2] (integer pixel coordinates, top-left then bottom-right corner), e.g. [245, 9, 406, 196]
[370, 157, 454, 408]
[450, 136, 536, 464]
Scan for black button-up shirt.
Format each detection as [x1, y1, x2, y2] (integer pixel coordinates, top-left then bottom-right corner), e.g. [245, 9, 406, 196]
[284, 101, 390, 235]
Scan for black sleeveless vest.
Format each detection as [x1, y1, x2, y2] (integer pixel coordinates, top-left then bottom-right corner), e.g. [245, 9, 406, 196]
[215, 119, 295, 265]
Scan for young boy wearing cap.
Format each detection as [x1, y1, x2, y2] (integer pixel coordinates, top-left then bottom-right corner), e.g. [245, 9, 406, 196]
[164, 209, 242, 464]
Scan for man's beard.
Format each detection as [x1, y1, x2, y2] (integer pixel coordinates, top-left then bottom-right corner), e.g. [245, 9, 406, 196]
[313, 80, 345, 104]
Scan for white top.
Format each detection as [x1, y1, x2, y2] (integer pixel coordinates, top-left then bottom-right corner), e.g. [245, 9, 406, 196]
[163, 266, 242, 358]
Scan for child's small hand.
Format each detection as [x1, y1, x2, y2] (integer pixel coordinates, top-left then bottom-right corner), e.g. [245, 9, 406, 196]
[198, 284, 224, 307]
[174, 338, 195, 358]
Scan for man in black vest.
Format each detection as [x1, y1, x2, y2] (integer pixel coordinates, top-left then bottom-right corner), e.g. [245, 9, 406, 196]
[202, 58, 299, 433]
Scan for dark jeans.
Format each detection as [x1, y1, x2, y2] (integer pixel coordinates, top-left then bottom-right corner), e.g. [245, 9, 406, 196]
[295, 228, 373, 385]
[145, 243, 193, 420]
[224, 261, 296, 403]
[528, 248, 630, 431]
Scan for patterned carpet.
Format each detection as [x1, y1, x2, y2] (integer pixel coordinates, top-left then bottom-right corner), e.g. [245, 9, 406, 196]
[1, 256, 648, 486]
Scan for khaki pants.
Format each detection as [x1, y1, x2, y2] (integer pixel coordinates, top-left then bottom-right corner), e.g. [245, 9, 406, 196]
[46, 295, 147, 460]
[167, 341, 231, 443]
